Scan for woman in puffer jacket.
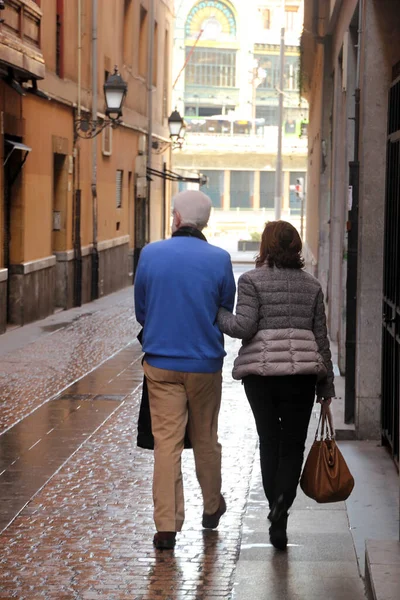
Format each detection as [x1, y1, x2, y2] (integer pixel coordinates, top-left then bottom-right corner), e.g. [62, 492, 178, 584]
[218, 220, 335, 551]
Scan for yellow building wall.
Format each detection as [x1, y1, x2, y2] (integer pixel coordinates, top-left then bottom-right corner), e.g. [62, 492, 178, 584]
[95, 127, 139, 243]
[23, 95, 73, 263]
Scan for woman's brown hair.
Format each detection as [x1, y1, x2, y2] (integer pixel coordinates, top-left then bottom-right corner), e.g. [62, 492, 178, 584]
[255, 220, 304, 269]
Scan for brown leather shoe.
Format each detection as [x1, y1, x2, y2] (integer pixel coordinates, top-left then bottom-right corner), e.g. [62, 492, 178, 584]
[153, 531, 176, 550]
[202, 495, 226, 529]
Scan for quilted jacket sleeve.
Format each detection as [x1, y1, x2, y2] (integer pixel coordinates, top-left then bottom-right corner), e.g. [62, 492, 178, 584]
[217, 272, 259, 340]
[313, 288, 336, 398]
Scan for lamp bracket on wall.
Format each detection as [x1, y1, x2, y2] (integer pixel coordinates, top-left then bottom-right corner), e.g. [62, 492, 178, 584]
[151, 138, 184, 154]
[74, 116, 121, 140]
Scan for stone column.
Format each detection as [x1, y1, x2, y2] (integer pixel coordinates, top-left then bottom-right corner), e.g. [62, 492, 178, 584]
[355, 0, 396, 439]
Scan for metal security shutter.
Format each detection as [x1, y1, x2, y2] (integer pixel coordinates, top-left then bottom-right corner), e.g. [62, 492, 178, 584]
[116, 170, 123, 208]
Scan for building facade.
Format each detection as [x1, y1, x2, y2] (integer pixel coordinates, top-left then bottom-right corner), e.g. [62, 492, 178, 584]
[0, 0, 174, 333]
[172, 0, 308, 236]
[301, 0, 400, 452]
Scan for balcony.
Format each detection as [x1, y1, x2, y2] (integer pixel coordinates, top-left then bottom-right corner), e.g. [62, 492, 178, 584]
[0, 0, 44, 81]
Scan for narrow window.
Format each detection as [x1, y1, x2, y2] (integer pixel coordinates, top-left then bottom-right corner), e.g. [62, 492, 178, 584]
[116, 170, 123, 209]
[123, 0, 133, 66]
[163, 29, 170, 118]
[285, 6, 298, 31]
[139, 5, 148, 78]
[152, 21, 158, 86]
[260, 8, 270, 29]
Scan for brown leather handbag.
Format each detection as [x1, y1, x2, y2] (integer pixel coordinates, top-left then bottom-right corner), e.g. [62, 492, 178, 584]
[300, 405, 354, 503]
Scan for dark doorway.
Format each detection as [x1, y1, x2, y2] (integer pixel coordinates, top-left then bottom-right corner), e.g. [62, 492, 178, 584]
[3, 137, 29, 324]
[381, 75, 400, 465]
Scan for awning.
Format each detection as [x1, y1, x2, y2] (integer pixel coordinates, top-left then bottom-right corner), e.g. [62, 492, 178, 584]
[4, 139, 32, 167]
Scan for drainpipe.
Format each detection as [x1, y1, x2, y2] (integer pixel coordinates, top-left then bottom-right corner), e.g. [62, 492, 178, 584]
[91, 0, 99, 300]
[73, 0, 83, 307]
[78, 0, 82, 121]
[146, 0, 154, 244]
[345, 0, 363, 423]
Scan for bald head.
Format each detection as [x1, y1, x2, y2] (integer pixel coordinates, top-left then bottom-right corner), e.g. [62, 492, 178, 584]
[172, 190, 212, 232]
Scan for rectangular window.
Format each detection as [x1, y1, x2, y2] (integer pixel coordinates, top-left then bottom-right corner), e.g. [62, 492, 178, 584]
[139, 5, 148, 78]
[260, 172, 275, 208]
[56, 0, 64, 78]
[185, 48, 237, 88]
[259, 8, 270, 29]
[285, 6, 298, 31]
[283, 55, 300, 90]
[201, 171, 224, 208]
[255, 54, 279, 90]
[230, 171, 252, 208]
[116, 170, 123, 208]
[256, 105, 279, 126]
[123, 0, 133, 66]
[163, 30, 170, 118]
[152, 22, 158, 86]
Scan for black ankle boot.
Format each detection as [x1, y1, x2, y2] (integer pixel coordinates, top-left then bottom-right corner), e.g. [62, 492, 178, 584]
[268, 495, 287, 524]
[269, 515, 288, 551]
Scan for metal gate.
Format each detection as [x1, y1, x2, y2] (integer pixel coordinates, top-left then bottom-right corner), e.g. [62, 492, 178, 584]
[382, 75, 400, 464]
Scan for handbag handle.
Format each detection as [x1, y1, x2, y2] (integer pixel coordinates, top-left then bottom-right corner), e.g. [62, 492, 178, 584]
[315, 404, 336, 440]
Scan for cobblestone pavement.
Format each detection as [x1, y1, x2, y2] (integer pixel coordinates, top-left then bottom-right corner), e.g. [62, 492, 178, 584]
[0, 285, 258, 599]
[0, 288, 140, 433]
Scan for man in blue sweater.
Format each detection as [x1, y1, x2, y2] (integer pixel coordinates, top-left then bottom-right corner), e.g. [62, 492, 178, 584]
[134, 190, 236, 550]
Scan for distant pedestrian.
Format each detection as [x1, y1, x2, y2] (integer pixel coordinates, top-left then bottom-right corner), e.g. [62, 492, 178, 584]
[134, 190, 236, 550]
[218, 220, 335, 550]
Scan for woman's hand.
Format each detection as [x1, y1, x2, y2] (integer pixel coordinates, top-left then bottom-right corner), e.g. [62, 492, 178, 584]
[316, 397, 332, 406]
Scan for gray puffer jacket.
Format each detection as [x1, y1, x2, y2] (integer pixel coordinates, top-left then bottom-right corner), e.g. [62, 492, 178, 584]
[218, 265, 335, 398]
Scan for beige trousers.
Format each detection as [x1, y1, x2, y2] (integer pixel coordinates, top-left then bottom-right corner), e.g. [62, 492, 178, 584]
[143, 361, 223, 532]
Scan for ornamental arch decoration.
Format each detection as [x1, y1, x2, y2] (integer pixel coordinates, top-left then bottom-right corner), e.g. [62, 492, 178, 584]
[185, 0, 237, 42]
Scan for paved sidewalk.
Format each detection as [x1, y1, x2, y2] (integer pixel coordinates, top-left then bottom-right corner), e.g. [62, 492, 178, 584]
[0, 285, 369, 599]
[233, 410, 367, 600]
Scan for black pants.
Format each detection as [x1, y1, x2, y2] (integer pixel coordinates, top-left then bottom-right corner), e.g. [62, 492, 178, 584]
[243, 374, 316, 511]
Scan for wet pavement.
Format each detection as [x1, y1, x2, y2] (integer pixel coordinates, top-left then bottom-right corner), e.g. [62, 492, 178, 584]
[0, 287, 140, 434]
[0, 279, 368, 599]
[0, 284, 258, 599]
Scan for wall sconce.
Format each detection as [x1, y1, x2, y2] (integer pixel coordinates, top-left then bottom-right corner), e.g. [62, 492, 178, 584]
[152, 109, 187, 153]
[75, 67, 128, 139]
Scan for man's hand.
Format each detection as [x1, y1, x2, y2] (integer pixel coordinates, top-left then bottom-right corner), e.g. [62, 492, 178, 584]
[316, 397, 332, 406]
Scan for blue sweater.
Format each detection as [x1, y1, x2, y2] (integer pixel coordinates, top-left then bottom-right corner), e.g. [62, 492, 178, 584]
[134, 236, 236, 373]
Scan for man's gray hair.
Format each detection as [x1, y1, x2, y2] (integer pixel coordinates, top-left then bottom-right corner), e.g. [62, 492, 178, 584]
[173, 190, 212, 230]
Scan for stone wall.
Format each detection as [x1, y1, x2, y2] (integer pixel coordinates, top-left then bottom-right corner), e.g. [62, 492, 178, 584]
[98, 236, 130, 298]
[8, 257, 56, 326]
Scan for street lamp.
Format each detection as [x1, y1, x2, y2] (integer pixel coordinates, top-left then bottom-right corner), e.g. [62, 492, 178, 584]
[104, 67, 128, 119]
[168, 109, 186, 146]
[75, 67, 128, 139]
[152, 109, 187, 152]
